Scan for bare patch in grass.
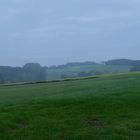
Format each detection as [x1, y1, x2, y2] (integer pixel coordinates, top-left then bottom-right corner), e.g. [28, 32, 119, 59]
[59, 135, 65, 140]
[86, 117, 103, 129]
[8, 121, 27, 133]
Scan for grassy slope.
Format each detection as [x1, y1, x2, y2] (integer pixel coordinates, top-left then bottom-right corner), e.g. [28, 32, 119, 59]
[0, 72, 140, 139]
[47, 65, 131, 80]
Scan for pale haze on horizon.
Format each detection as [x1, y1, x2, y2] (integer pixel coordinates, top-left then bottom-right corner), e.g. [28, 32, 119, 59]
[0, 0, 140, 66]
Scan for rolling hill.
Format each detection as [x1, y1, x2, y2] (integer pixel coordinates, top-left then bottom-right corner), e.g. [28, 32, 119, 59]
[47, 64, 131, 80]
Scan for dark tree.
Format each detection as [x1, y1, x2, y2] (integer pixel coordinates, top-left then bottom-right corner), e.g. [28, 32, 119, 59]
[0, 74, 4, 84]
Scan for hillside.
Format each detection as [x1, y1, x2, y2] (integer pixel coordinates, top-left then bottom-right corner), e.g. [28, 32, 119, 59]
[1, 59, 139, 82]
[47, 64, 131, 80]
[105, 59, 140, 66]
[47, 59, 140, 80]
[0, 72, 140, 139]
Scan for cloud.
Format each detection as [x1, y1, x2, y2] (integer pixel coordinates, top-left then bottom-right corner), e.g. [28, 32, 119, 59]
[0, 0, 140, 66]
[64, 17, 94, 24]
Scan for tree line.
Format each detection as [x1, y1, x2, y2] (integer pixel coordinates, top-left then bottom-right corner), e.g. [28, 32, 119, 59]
[0, 63, 46, 84]
[1, 59, 140, 84]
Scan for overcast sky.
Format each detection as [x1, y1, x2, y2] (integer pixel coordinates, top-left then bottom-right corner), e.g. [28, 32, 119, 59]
[0, 0, 140, 66]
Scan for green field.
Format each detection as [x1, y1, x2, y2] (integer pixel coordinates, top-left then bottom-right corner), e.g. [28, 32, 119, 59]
[0, 72, 140, 139]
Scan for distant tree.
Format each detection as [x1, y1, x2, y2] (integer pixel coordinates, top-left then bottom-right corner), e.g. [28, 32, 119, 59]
[0, 64, 47, 83]
[22, 63, 46, 82]
[0, 74, 4, 84]
[49, 65, 57, 69]
[52, 61, 98, 69]
[105, 59, 140, 66]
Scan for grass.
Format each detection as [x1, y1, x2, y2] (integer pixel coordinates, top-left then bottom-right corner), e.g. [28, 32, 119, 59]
[0, 72, 140, 139]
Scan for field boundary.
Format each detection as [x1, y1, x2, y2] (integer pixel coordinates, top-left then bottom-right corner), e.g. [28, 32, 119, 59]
[0, 76, 99, 87]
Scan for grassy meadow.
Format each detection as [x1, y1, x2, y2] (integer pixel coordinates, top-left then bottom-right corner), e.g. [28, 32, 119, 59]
[0, 72, 140, 139]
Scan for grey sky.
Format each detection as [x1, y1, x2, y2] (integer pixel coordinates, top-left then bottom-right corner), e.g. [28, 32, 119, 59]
[0, 0, 140, 66]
